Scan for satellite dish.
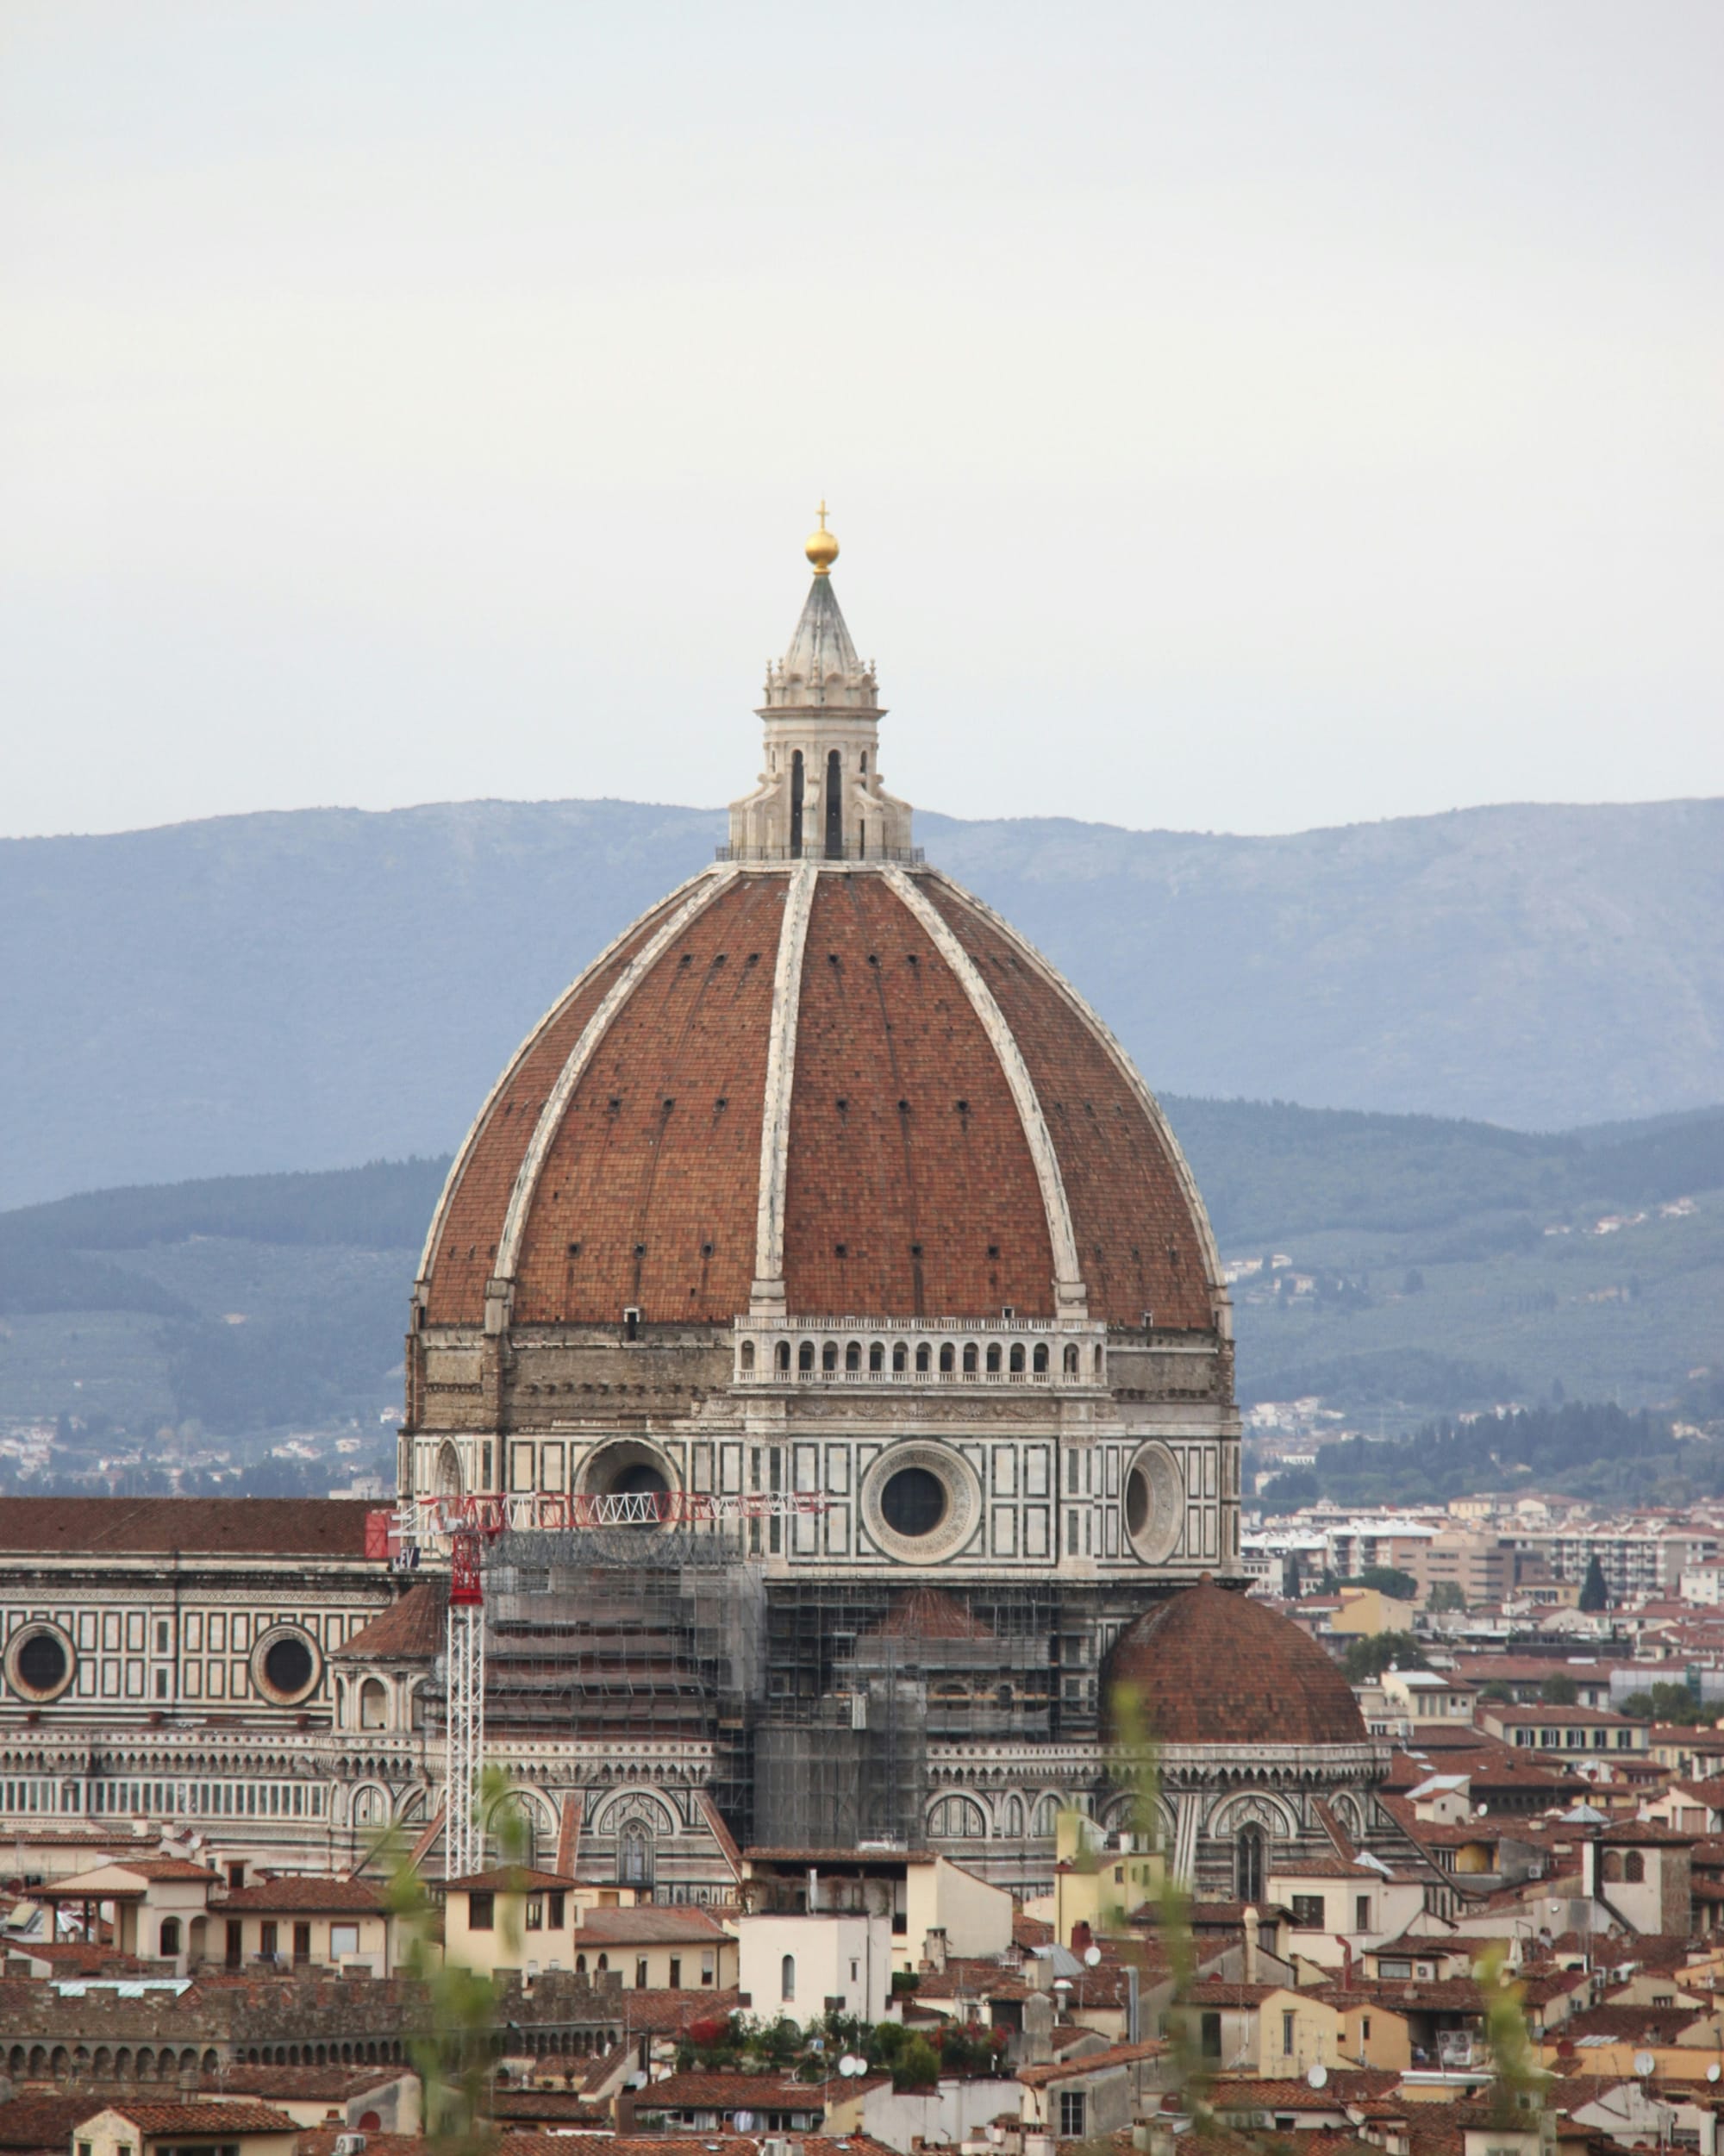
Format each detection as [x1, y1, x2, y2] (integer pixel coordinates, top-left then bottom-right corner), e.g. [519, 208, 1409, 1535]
[1634, 2052, 1657, 2078]
[1307, 2065, 1329, 2090]
[1084, 1946, 1102, 1968]
[840, 2056, 865, 2078]
[1708, 2065, 1721, 2084]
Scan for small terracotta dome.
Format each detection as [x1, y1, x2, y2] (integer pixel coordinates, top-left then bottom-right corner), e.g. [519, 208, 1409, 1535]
[1104, 1576, 1366, 1747]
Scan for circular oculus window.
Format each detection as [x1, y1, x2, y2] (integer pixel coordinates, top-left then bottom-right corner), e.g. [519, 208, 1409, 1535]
[251, 1623, 322, 1706]
[862, 1442, 980, 1563]
[1122, 1440, 1185, 1566]
[4, 1622, 77, 1703]
[578, 1439, 679, 1528]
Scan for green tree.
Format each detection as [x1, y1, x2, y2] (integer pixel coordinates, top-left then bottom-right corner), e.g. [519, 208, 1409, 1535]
[1538, 1673, 1578, 1706]
[1352, 1566, 1418, 1601]
[896, 2034, 940, 2090]
[378, 1762, 529, 2156]
[1341, 1631, 1430, 1684]
[1477, 1941, 1543, 2128]
[1477, 1678, 1515, 1703]
[1577, 1556, 1610, 1612]
[1427, 1581, 1467, 1614]
[1621, 1681, 1710, 1725]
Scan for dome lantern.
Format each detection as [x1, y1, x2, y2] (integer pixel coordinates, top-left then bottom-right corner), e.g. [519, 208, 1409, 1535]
[725, 509, 916, 864]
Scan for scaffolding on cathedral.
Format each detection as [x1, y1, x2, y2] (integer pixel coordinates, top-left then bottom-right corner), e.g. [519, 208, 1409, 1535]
[414, 1504, 1074, 1875]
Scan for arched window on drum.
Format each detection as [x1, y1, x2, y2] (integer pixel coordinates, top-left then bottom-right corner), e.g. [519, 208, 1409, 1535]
[619, 1822, 654, 1890]
[1235, 1823, 1265, 1903]
[928, 1792, 988, 1840]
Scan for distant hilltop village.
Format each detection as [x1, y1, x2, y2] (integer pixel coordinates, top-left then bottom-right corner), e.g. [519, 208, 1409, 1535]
[6, 528, 1724, 2156]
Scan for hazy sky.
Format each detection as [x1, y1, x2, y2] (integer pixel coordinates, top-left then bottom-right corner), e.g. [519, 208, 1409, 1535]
[3, 2, 1720, 841]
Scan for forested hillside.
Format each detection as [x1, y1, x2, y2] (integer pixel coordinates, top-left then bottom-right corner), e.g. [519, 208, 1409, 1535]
[1, 1101, 1718, 1490]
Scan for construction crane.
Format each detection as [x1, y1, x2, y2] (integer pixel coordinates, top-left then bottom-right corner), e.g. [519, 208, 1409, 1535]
[392, 1487, 830, 1879]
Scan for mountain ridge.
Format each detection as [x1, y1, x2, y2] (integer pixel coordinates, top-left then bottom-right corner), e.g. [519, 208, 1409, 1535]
[5, 792, 1721, 1209]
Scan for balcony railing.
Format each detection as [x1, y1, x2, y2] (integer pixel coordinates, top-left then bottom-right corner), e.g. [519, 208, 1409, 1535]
[715, 842, 925, 865]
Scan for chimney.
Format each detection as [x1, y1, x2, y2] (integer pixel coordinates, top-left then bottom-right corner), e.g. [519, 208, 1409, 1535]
[1242, 1905, 1260, 1986]
[923, 1928, 948, 1974]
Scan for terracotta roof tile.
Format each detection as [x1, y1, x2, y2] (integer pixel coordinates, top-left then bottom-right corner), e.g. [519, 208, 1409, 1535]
[418, 866, 1221, 1334]
[218, 1875, 389, 1912]
[572, 1906, 729, 1945]
[332, 1584, 446, 1660]
[0, 1498, 377, 1557]
[1105, 1578, 1368, 1747]
[91, 2104, 300, 2135]
[924, 875, 1213, 1327]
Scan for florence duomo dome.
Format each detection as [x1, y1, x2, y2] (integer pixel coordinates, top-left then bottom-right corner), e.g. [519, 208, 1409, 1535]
[405, 515, 1236, 1577]
[390, 517, 1396, 1897]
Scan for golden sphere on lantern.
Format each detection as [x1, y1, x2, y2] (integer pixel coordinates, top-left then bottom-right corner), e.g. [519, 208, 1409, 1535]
[804, 500, 838, 576]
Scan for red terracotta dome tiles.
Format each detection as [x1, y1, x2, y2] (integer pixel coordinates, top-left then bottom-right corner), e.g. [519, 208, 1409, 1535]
[513, 873, 788, 1325]
[1105, 1578, 1367, 1747]
[921, 878, 1213, 1329]
[422, 892, 685, 1325]
[781, 874, 1058, 1320]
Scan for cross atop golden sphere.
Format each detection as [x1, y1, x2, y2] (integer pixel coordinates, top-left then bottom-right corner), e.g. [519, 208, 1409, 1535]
[804, 499, 839, 577]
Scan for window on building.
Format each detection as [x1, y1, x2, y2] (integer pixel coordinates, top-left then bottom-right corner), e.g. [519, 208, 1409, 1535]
[159, 1917, 182, 1956]
[703, 1949, 716, 1985]
[526, 1897, 544, 1931]
[259, 1921, 278, 1960]
[468, 1892, 496, 1932]
[1624, 1852, 1646, 1883]
[782, 1953, 796, 2002]
[1355, 1894, 1371, 1930]
[669, 1956, 682, 1988]
[1236, 1824, 1265, 1903]
[620, 1822, 653, 1888]
[331, 1923, 360, 1960]
[1200, 2012, 1222, 2060]
[1283, 2010, 1296, 2055]
[636, 1957, 649, 1987]
[1059, 2092, 1087, 2139]
[293, 1922, 310, 1965]
[1290, 1895, 1325, 1930]
[548, 1892, 565, 1928]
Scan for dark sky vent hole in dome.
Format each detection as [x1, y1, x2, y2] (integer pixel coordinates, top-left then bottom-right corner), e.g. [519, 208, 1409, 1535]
[263, 1634, 314, 1697]
[16, 1632, 67, 1696]
[881, 1465, 947, 1539]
